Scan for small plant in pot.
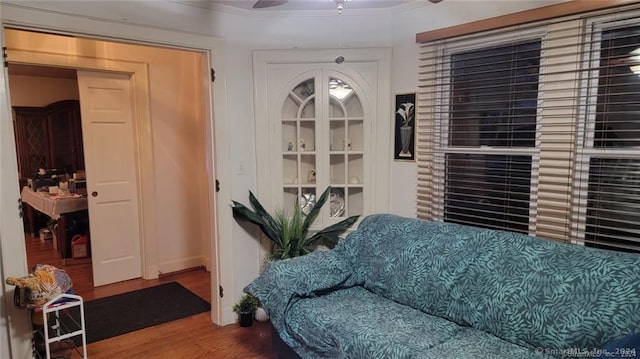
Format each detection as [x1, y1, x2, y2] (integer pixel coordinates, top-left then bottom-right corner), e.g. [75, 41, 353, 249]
[233, 294, 259, 327]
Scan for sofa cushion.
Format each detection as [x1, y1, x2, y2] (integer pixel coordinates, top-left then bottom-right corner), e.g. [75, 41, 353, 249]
[285, 286, 553, 359]
[345, 214, 640, 351]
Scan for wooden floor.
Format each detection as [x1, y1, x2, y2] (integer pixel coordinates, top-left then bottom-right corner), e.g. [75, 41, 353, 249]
[24, 234, 278, 359]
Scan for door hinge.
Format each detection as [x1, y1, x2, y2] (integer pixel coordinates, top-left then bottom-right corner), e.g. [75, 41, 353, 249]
[219, 285, 224, 298]
[210, 68, 215, 82]
[215, 179, 220, 193]
[3, 47, 8, 68]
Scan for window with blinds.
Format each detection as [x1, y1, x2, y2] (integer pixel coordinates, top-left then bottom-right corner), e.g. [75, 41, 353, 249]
[417, 3, 640, 252]
[440, 40, 540, 233]
[574, 20, 640, 253]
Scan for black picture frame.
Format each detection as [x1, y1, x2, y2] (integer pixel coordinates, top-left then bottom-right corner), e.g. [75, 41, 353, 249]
[394, 93, 416, 161]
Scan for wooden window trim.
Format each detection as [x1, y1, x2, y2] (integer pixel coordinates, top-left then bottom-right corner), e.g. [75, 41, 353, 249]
[415, 0, 637, 43]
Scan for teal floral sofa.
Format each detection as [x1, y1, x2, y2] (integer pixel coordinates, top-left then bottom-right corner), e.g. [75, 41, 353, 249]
[246, 214, 640, 359]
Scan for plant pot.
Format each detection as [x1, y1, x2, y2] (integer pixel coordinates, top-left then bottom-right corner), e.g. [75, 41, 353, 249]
[238, 311, 253, 327]
[254, 307, 269, 322]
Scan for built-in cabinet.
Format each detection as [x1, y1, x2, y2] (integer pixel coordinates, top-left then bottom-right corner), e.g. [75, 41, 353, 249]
[281, 75, 365, 219]
[254, 49, 392, 230]
[13, 100, 85, 183]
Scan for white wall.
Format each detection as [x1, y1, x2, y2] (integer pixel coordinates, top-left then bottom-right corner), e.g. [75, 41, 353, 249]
[217, 0, 568, 301]
[0, 0, 567, 340]
[9, 76, 79, 106]
[215, 0, 564, 299]
[211, 10, 394, 300]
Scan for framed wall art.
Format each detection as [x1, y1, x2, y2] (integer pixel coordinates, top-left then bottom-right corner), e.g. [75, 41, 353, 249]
[394, 93, 416, 161]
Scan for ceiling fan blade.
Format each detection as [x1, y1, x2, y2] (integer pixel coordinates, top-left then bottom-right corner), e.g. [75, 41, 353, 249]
[253, 0, 288, 9]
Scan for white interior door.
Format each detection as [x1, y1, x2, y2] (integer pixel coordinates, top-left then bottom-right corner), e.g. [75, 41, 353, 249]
[77, 71, 142, 287]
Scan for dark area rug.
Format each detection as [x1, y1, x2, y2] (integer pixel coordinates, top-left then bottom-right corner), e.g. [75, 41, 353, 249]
[78, 282, 210, 343]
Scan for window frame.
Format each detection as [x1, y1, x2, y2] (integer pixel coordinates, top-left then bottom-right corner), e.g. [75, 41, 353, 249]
[572, 13, 640, 248]
[432, 28, 546, 234]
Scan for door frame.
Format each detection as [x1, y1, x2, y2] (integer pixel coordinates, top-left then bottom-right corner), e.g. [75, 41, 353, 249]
[0, 4, 232, 357]
[8, 43, 155, 275]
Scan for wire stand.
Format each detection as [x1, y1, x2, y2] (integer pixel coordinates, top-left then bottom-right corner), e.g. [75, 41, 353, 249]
[32, 294, 87, 359]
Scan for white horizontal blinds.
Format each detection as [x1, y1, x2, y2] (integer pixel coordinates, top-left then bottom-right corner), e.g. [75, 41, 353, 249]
[534, 20, 583, 242]
[416, 43, 440, 220]
[447, 38, 540, 233]
[574, 15, 640, 252]
[418, 31, 543, 233]
[417, 2, 640, 251]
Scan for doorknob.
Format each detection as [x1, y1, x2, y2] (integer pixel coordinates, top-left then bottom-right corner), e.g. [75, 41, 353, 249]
[91, 191, 98, 197]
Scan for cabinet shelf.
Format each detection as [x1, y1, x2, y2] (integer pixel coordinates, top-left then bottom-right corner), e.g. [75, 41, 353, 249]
[329, 151, 364, 155]
[282, 151, 317, 155]
[328, 117, 365, 121]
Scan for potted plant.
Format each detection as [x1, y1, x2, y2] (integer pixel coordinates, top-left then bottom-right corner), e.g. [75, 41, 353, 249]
[233, 294, 259, 327]
[254, 303, 269, 322]
[232, 186, 359, 260]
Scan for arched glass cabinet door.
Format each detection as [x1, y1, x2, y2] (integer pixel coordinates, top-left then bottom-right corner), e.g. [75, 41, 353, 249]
[281, 78, 317, 214]
[327, 77, 364, 219]
[279, 74, 364, 222]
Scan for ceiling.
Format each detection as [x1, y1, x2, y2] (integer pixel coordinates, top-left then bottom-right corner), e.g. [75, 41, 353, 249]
[200, 0, 417, 12]
[6, 1, 422, 79]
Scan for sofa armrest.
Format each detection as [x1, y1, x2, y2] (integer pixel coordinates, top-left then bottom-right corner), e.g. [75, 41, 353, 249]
[244, 247, 355, 333]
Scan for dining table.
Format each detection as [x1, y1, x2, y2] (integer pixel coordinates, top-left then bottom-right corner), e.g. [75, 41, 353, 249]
[21, 186, 88, 264]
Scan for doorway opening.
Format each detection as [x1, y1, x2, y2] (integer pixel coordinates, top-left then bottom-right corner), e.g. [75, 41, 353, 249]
[8, 64, 95, 291]
[5, 28, 216, 301]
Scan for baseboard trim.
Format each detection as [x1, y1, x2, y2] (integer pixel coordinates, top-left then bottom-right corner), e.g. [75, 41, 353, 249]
[157, 256, 205, 275]
[158, 265, 206, 278]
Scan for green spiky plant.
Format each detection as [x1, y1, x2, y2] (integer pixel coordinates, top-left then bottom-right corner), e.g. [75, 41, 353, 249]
[232, 294, 259, 314]
[232, 186, 359, 260]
